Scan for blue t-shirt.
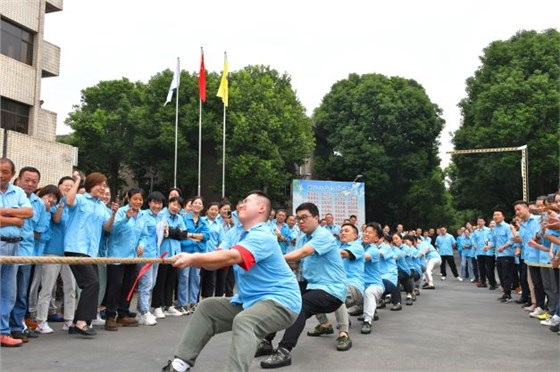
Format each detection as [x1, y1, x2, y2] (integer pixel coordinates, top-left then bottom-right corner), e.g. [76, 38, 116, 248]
[298, 226, 347, 302]
[64, 193, 110, 257]
[472, 226, 492, 256]
[202, 216, 226, 253]
[230, 222, 302, 314]
[491, 221, 515, 258]
[340, 240, 365, 294]
[378, 242, 398, 285]
[159, 209, 187, 256]
[107, 205, 149, 259]
[0, 183, 32, 239]
[364, 244, 385, 291]
[43, 200, 68, 256]
[271, 220, 292, 254]
[517, 215, 540, 264]
[141, 209, 163, 258]
[19, 193, 47, 256]
[181, 213, 209, 253]
[436, 234, 456, 256]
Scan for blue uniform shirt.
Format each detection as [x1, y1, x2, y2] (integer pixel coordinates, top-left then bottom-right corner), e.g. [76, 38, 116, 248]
[364, 244, 385, 291]
[491, 221, 515, 257]
[378, 242, 398, 285]
[202, 216, 225, 253]
[435, 233, 456, 256]
[0, 183, 32, 238]
[180, 214, 209, 253]
[107, 205, 148, 259]
[159, 209, 186, 256]
[298, 226, 347, 302]
[229, 222, 302, 314]
[271, 219, 292, 254]
[19, 193, 47, 256]
[64, 193, 110, 257]
[472, 226, 492, 256]
[140, 209, 163, 258]
[517, 215, 540, 264]
[340, 240, 365, 294]
[44, 201, 68, 256]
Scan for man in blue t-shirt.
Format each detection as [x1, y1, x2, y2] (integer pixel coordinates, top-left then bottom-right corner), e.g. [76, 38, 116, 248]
[435, 226, 462, 281]
[260, 202, 346, 369]
[162, 191, 301, 372]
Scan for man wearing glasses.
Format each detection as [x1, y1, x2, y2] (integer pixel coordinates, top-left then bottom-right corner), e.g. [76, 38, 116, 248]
[260, 202, 347, 369]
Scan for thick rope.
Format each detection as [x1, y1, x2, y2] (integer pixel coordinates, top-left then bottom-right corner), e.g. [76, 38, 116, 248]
[0, 256, 177, 265]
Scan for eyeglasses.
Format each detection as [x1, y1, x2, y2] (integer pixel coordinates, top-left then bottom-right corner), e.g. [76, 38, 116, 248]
[296, 214, 313, 223]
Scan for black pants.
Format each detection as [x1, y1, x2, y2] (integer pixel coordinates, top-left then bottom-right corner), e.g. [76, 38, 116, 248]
[482, 256, 497, 287]
[382, 279, 401, 304]
[496, 256, 515, 296]
[267, 289, 342, 351]
[398, 270, 414, 294]
[65, 252, 99, 323]
[152, 264, 177, 308]
[199, 268, 216, 298]
[440, 255, 459, 278]
[105, 264, 136, 318]
[519, 259, 530, 302]
[529, 265, 546, 308]
[471, 257, 479, 280]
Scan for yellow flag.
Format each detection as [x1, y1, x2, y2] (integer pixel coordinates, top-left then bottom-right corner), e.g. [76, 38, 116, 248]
[216, 53, 228, 107]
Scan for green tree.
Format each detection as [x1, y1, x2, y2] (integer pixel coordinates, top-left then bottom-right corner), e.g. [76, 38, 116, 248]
[313, 73, 446, 227]
[64, 78, 145, 195]
[451, 29, 560, 214]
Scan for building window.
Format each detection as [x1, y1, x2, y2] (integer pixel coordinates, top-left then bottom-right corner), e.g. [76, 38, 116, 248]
[1, 97, 30, 134]
[1, 18, 34, 65]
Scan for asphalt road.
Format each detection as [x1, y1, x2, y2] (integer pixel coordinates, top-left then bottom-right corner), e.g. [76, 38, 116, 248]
[1, 277, 558, 371]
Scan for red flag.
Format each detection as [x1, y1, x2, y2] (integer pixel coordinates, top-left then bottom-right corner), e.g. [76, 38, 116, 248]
[199, 48, 206, 102]
[126, 252, 168, 302]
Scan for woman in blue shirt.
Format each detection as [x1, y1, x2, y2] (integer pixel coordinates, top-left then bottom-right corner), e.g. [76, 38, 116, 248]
[199, 202, 225, 299]
[215, 200, 235, 297]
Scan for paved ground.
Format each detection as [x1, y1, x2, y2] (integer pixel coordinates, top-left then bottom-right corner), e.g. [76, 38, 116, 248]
[1, 277, 558, 371]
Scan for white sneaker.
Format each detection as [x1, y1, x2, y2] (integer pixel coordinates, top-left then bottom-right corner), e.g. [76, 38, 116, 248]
[470, 278, 475, 282]
[62, 320, 73, 331]
[529, 307, 546, 318]
[91, 314, 106, 326]
[137, 312, 157, 326]
[441, 276, 446, 281]
[37, 321, 54, 334]
[456, 277, 463, 282]
[146, 311, 157, 322]
[164, 306, 183, 317]
[540, 315, 560, 326]
[153, 307, 166, 319]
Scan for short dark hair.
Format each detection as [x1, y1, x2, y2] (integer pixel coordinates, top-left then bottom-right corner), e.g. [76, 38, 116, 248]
[494, 209, 505, 217]
[349, 214, 357, 219]
[18, 166, 41, 180]
[0, 158, 15, 173]
[365, 222, 383, 238]
[341, 222, 359, 235]
[147, 191, 165, 203]
[58, 176, 73, 186]
[127, 187, 144, 200]
[169, 196, 185, 208]
[296, 202, 319, 217]
[218, 199, 231, 210]
[246, 190, 272, 218]
[513, 200, 528, 208]
[403, 234, 416, 243]
[167, 187, 182, 198]
[36, 184, 62, 202]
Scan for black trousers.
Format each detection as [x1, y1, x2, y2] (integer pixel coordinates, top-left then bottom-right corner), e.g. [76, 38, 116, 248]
[152, 264, 177, 308]
[65, 252, 99, 323]
[199, 268, 216, 298]
[496, 256, 515, 296]
[440, 255, 459, 278]
[382, 279, 402, 304]
[266, 289, 342, 351]
[480, 255, 497, 287]
[215, 267, 235, 297]
[471, 257, 479, 280]
[105, 264, 136, 318]
[398, 270, 414, 294]
[519, 259, 530, 302]
[529, 265, 546, 308]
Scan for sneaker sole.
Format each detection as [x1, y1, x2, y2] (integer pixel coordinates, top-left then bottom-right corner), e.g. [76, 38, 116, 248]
[261, 359, 291, 369]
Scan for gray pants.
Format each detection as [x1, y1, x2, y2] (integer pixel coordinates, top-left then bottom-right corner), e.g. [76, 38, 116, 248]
[541, 267, 558, 312]
[175, 297, 298, 372]
[36, 259, 76, 322]
[316, 284, 363, 333]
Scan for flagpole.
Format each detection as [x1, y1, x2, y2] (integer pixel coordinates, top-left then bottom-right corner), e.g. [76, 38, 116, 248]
[222, 105, 226, 198]
[174, 57, 180, 188]
[198, 98, 202, 196]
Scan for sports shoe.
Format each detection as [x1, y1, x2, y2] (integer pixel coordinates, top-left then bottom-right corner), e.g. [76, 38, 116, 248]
[424, 285, 435, 290]
[550, 323, 560, 332]
[92, 314, 106, 326]
[536, 313, 551, 321]
[261, 347, 291, 369]
[477, 283, 488, 288]
[336, 335, 352, 351]
[422, 282, 430, 288]
[0, 334, 23, 347]
[164, 306, 182, 317]
[62, 320, 73, 331]
[177, 306, 189, 315]
[497, 295, 507, 301]
[391, 303, 402, 311]
[37, 322, 54, 334]
[153, 307, 166, 319]
[161, 359, 190, 371]
[470, 278, 475, 282]
[500, 296, 512, 303]
[255, 339, 274, 357]
[529, 307, 546, 318]
[307, 324, 334, 337]
[440, 276, 446, 281]
[488, 285, 496, 290]
[414, 288, 420, 295]
[137, 312, 157, 326]
[405, 297, 413, 306]
[11, 331, 29, 343]
[540, 315, 560, 326]
[456, 277, 463, 282]
[186, 304, 197, 315]
[360, 321, 371, 334]
[146, 311, 157, 322]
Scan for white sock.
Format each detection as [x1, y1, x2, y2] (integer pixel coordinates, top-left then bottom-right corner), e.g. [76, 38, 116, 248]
[172, 358, 190, 372]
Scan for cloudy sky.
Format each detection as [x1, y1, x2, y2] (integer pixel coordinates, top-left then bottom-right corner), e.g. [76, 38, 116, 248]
[41, 0, 559, 167]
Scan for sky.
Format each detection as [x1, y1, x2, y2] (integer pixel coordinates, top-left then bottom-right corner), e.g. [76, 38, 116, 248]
[41, 0, 559, 168]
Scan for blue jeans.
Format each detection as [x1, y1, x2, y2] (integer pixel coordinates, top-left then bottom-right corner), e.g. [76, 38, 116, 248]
[10, 264, 32, 332]
[178, 266, 200, 306]
[461, 255, 475, 280]
[136, 264, 158, 314]
[0, 242, 19, 335]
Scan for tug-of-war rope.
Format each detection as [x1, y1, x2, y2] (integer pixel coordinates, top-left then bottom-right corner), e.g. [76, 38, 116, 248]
[0, 256, 177, 265]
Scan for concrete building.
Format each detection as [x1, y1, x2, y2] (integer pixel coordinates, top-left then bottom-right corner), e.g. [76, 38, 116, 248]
[0, 0, 76, 186]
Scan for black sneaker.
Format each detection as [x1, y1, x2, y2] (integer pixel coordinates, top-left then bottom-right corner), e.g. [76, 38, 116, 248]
[336, 335, 352, 351]
[373, 311, 379, 321]
[497, 295, 507, 301]
[360, 321, 371, 334]
[357, 316, 364, 321]
[307, 324, 334, 337]
[477, 283, 488, 288]
[255, 340, 274, 357]
[405, 298, 413, 306]
[424, 285, 435, 290]
[22, 329, 39, 339]
[261, 348, 292, 369]
[488, 285, 496, 290]
[500, 296, 512, 303]
[549, 323, 560, 332]
[391, 303, 402, 311]
[377, 301, 386, 309]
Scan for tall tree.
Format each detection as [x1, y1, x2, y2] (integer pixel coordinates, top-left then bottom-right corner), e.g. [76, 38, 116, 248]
[451, 29, 560, 213]
[313, 73, 446, 228]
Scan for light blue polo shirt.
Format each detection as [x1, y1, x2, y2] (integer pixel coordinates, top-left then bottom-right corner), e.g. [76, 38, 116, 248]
[107, 205, 148, 259]
[19, 193, 47, 256]
[517, 214, 540, 264]
[231, 222, 302, 314]
[425, 242, 441, 260]
[43, 200, 68, 256]
[340, 240, 365, 294]
[271, 220, 292, 254]
[461, 236, 474, 258]
[298, 226, 347, 302]
[180, 213, 209, 253]
[436, 233, 456, 256]
[472, 226, 492, 256]
[64, 193, 110, 257]
[0, 183, 31, 238]
[159, 209, 187, 256]
[202, 216, 225, 253]
[141, 209, 163, 258]
[378, 242, 398, 285]
[491, 221, 515, 257]
[402, 244, 421, 273]
[364, 244, 385, 291]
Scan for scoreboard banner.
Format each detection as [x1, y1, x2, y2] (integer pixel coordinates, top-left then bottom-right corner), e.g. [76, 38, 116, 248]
[292, 179, 366, 226]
